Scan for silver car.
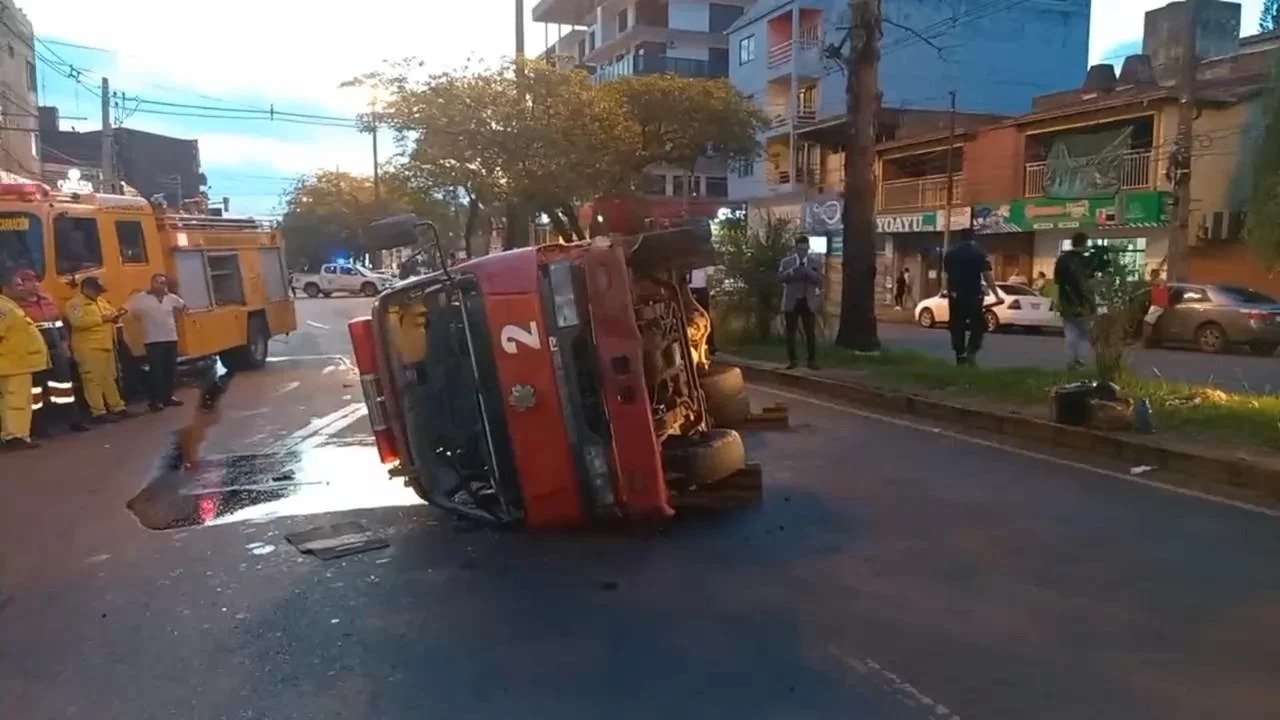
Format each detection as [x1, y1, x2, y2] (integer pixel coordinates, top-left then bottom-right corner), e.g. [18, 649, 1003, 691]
[1153, 284, 1280, 355]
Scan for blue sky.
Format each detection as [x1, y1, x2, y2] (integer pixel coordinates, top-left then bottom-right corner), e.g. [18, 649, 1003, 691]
[25, 0, 1266, 220]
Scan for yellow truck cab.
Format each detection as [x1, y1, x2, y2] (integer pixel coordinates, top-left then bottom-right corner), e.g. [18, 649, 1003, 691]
[0, 180, 296, 374]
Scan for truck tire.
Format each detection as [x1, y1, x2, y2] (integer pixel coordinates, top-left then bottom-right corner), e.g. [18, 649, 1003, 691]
[666, 429, 746, 487]
[303, 282, 320, 298]
[360, 282, 379, 297]
[220, 315, 270, 371]
[706, 390, 752, 428]
[699, 363, 745, 402]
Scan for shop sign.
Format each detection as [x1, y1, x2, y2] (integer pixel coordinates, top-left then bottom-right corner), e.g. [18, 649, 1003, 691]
[803, 197, 843, 232]
[56, 168, 94, 194]
[1008, 190, 1168, 231]
[876, 211, 937, 233]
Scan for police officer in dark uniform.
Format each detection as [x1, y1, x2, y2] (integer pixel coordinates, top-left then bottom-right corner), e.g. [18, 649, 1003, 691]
[11, 269, 89, 435]
[942, 231, 1003, 366]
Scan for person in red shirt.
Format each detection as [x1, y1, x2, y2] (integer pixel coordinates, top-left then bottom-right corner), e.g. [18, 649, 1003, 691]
[1142, 266, 1170, 347]
[11, 269, 88, 435]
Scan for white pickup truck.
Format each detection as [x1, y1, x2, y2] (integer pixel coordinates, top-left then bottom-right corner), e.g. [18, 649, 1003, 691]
[290, 263, 395, 298]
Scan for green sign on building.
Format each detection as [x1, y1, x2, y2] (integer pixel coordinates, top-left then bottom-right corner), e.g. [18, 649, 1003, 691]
[1011, 190, 1169, 231]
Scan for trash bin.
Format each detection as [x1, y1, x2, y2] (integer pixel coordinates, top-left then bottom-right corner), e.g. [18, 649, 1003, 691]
[1051, 381, 1095, 426]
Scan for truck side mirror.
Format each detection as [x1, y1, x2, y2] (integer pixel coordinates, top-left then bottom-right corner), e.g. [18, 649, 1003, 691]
[362, 214, 421, 251]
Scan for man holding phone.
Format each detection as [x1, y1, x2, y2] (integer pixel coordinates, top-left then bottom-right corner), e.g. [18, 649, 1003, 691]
[66, 276, 134, 423]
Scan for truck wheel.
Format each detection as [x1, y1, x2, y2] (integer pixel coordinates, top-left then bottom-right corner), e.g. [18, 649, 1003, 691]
[303, 283, 320, 298]
[360, 282, 379, 297]
[699, 363, 745, 401]
[666, 429, 746, 487]
[321, 291, 333, 298]
[706, 390, 751, 428]
[220, 315, 270, 371]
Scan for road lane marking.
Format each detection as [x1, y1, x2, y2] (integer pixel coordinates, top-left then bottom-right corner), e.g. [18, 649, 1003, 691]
[267, 354, 353, 362]
[828, 646, 962, 719]
[290, 406, 371, 455]
[271, 403, 365, 453]
[753, 385, 1280, 519]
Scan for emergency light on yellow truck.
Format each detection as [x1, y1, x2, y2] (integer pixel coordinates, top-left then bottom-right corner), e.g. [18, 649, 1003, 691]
[0, 181, 296, 374]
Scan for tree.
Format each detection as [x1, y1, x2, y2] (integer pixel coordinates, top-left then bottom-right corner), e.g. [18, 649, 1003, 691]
[348, 60, 634, 249]
[1245, 53, 1280, 268]
[279, 170, 385, 269]
[1263, 0, 1279, 33]
[598, 74, 766, 200]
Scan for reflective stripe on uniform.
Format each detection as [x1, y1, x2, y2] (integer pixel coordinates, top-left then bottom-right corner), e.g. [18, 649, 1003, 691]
[30, 387, 41, 395]
[33, 321, 65, 330]
[30, 385, 44, 410]
[44, 378, 76, 404]
[47, 381, 75, 390]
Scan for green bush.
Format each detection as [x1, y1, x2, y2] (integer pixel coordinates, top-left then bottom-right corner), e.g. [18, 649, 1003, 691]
[713, 211, 796, 342]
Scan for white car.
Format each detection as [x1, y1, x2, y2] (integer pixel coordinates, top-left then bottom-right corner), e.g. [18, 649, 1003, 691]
[290, 263, 395, 298]
[914, 283, 1061, 333]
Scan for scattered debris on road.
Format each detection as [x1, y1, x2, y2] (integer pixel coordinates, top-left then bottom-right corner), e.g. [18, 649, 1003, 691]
[285, 521, 389, 560]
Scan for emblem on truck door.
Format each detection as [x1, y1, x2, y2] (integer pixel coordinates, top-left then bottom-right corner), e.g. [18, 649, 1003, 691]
[507, 384, 537, 411]
[500, 322, 542, 354]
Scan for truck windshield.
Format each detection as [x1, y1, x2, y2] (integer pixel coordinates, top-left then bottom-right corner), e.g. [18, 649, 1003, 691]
[0, 212, 45, 279]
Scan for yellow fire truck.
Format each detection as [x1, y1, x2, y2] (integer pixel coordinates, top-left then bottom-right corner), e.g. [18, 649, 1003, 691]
[0, 180, 296, 376]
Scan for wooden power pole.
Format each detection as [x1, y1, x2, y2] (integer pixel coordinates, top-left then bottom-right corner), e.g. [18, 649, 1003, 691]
[1167, 0, 1201, 282]
[834, 0, 882, 352]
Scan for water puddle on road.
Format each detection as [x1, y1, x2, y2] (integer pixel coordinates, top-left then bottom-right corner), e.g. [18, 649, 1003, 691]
[126, 443, 421, 530]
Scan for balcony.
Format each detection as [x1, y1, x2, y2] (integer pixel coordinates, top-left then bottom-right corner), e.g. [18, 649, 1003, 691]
[878, 174, 964, 211]
[766, 34, 824, 77]
[591, 54, 728, 84]
[1024, 148, 1155, 198]
[764, 101, 818, 134]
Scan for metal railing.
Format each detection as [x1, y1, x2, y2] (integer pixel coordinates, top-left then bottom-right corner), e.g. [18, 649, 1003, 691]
[877, 174, 963, 211]
[765, 166, 792, 188]
[765, 101, 819, 130]
[591, 54, 727, 83]
[766, 32, 823, 68]
[1023, 148, 1155, 197]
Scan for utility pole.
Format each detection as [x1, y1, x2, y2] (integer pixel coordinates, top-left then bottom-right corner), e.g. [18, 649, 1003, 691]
[506, 0, 531, 250]
[941, 90, 957, 252]
[834, 0, 882, 353]
[1167, 0, 1201, 282]
[100, 77, 116, 194]
[515, 0, 525, 58]
[370, 104, 381, 204]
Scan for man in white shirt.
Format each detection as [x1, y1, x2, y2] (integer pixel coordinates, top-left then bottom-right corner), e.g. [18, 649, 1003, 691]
[125, 274, 187, 412]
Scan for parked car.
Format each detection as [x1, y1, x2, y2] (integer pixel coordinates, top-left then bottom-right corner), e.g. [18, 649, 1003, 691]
[915, 283, 1060, 333]
[291, 263, 395, 297]
[1149, 283, 1280, 355]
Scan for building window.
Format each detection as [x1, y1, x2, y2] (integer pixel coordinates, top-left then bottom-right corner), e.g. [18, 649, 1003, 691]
[1058, 236, 1147, 280]
[588, 29, 597, 52]
[705, 176, 729, 198]
[207, 253, 246, 306]
[734, 158, 755, 178]
[738, 35, 756, 64]
[6, 44, 13, 59]
[617, 8, 629, 33]
[578, 38, 587, 61]
[672, 175, 687, 197]
[27, 61, 37, 93]
[116, 220, 149, 265]
[642, 173, 667, 195]
[53, 216, 104, 275]
[709, 4, 745, 34]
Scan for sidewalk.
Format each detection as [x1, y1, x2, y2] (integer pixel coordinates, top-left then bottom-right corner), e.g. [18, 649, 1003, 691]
[876, 305, 916, 325]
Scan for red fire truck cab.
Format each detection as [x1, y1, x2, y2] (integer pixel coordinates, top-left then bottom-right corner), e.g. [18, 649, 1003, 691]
[348, 217, 753, 529]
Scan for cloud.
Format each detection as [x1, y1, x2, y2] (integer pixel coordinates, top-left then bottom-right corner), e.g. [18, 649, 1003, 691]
[26, 0, 557, 112]
[1088, 0, 1264, 65]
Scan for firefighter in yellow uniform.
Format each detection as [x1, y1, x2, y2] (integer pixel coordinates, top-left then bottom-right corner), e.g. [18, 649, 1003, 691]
[0, 269, 51, 450]
[66, 276, 133, 423]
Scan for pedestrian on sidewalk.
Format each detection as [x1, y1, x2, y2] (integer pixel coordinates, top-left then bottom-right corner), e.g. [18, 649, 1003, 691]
[778, 235, 822, 370]
[1031, 271, 1048, 293]
[893, 269, 907, 310]
[942, 230, 1003, 366]
[0, 268, 51, 450]
[689, 266, 716, 355]
[66, 276, 134, 423]
[901, 266, 914, 307]
[1053, 232, 1097, 371]
[1141, 266, 1169, 347]
[9, 269, 88, 436]
[125, 274, 188, 413]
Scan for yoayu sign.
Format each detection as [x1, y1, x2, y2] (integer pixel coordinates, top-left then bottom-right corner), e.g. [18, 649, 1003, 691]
[876, 212, 935, 233]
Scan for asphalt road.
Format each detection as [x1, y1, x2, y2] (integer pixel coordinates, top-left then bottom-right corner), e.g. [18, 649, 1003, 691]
[879, 321, 1280, 393]
[2, 297, 1279, 719]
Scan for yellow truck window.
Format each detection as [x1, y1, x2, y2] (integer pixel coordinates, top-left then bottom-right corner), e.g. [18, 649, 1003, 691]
[0, 212, 44, 278]
[53, 216, 104, 275]
[116, 220, 149, 265]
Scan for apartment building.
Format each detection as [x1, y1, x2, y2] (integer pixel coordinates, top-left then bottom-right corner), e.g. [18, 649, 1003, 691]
[727, 0, 1091, 222]
[533, 0, 754, 218]
[0, 0, 39, 180]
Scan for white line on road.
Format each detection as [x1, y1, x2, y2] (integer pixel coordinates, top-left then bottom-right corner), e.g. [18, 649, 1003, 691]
[289, 405, 371, 455]
[753, 385, 1280, 519]
[306, 321, 331, 330]
[271, 403, 365, 454]
[828, 646, 961, 719]
[267, 354, 352, 362]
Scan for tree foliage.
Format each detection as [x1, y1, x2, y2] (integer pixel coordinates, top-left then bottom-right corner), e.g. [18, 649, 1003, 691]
[1263, 0, 1279, 33]
[345, 60, 765, 247]
[1246, 53, 1280, 268]
[713, 211, 795, 342]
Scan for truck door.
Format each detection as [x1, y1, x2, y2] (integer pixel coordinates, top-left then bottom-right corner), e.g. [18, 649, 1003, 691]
[49, 213, 107, 307]
[337, 265, 360, 291]
[320, 264, 339, 291]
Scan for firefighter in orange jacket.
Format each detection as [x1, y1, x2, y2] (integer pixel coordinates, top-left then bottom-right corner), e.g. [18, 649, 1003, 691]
[0, 268, 52, 450]
[10, 269, 89, 435]
[66, 276, 134, 423]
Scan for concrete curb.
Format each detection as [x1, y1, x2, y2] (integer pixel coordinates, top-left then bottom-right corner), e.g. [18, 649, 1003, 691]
[722, 356, 1280, 502]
